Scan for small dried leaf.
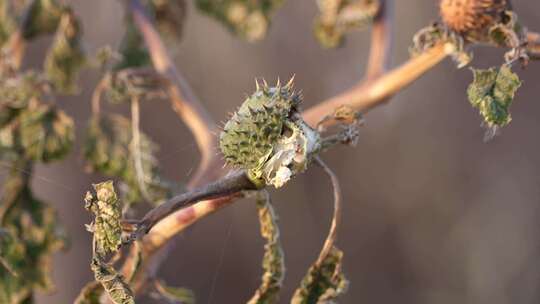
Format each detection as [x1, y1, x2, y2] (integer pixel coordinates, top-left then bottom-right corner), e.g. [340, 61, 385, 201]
[196, 0, 285, 42]
[0, 164, 67, 303]
[91, 257, 135, 304]
[74, 281, 104, 304]
[115, 16, 151, 70]
[467, 65, 521, 129]
[84, 181, 122, 256]
[44, 9, 86, 94]
[314, 0, 379, 48]
[18, 101, 75, 162]
[83, 114, 170, 206]
[0, 0, 16, 47]
[291, 247, 348, 304]
[22, 0, 64, 39]
[247, 192, 285, 304]
[153, 279, 195, 304]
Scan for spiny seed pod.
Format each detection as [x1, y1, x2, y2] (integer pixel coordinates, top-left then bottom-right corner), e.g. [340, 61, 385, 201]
[220, 79, 321, 188]
[439, 0, 511, 34]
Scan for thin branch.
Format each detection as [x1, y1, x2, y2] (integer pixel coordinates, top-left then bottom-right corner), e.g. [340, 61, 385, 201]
[313, 157, 342, 266]
[365, 0, 393, 80]
[133, 170, 257, 238]
[528, 31, 540, 59]
[303, 42, 454, 127]
[129, 0, 220, 185]
[91, 75, 108, 116]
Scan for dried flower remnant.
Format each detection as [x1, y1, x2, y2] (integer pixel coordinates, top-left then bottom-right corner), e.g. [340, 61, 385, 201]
[410, 22, 472, 68]
[196, 0, 284, 42]
[314, 0, 380, 48]
[439, 0, 510, 36]
[220, 79, 321, 188]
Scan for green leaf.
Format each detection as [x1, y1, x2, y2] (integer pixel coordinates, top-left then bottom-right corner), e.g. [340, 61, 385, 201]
[153, 279, 195, 304]
[44, 9, 86, 94]
[0, 72, 47, 128]
[18, 101, 75, 162]
[91, 257, 135, 304]
[196, 0, 285, 42]
[84, 181, 122, 256]
[247, 192, 285, 304]
[291, 247, 348, 304]
[314, 0, 379, 48]
[0, 162, 67, 304]
[83, 114, 170, 206]
[467, 65, 522, 129]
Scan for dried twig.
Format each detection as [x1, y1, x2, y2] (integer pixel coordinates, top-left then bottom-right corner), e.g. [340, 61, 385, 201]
[365, 0, 393, 80]
[129, 0, 220, 185]
[134, 170, 257, 237]
[303, 42, 454, 127]
[313, 157, 342, 266]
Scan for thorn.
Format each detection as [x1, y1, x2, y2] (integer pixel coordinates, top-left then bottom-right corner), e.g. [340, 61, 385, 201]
[276, 77, 281, 88]
[255, 78, 260, 91]
[262, 79, 268, 88]
[286, 74, 295, 88]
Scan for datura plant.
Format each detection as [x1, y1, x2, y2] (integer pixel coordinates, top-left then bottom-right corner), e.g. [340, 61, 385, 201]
[1, 0, 540, 303]
[220, 79, 322, 188]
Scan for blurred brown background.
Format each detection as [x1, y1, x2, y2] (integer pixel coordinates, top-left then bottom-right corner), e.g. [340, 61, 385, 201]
[17, 0, 540, 303]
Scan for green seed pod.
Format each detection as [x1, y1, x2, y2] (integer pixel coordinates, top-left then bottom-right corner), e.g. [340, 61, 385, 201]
[220, 79, 321, 188]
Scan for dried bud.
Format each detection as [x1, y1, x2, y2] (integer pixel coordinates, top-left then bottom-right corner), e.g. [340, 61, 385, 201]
[439, 0, 510, 38]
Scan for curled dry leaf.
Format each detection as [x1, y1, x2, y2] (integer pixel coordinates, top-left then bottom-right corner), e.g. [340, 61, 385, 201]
[44, 8, 86, 94]
[291, 246, 348, 304]
[247, 192, 285, 304]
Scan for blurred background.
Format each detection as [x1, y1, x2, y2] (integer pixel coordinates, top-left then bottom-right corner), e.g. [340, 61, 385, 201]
[17, 0, 540, 303]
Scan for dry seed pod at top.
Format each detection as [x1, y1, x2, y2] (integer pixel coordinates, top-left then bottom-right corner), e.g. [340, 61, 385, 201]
[440, 0, 511, 40]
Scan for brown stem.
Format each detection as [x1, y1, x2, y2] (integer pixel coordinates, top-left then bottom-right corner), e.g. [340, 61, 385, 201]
[365, 0, 393, 80]
[528, 31, 540, 59]
[129, 0, 220, 185]
[313, 157, 342, 266]
[135, 170, 257, 236]
[303, 42, 454, 127]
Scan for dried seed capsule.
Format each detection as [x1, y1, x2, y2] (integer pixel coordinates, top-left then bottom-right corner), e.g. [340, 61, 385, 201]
[439, 0, 510, 34]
